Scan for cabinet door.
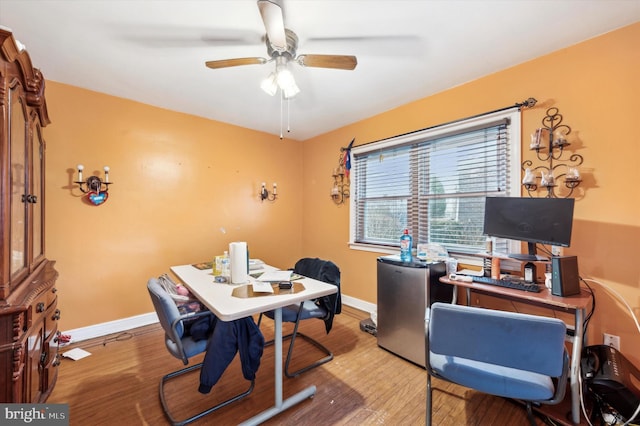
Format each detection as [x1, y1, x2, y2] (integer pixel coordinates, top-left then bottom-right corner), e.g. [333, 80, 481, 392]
[31, 123, 45, 266]
[41, 315, 60, 402]
[9, 85, 28, 282]
[26, 319, 44, 403]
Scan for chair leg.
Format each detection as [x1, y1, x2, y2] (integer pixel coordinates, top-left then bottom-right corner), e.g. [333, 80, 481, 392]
[159, 362, 254, 426]
[284, 332, 333, 378]
[260, 326, 333, 378]
[283, 311, 333, 378]
[525, 402, 537, 426]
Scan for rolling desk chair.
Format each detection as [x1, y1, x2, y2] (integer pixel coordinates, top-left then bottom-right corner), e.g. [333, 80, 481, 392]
[147, 278, 254, 426]
[258, 257, 341, 378]
[425, 302, 570, 426]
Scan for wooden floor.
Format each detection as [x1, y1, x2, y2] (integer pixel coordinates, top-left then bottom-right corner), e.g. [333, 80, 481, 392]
[49, 306, 577, 425]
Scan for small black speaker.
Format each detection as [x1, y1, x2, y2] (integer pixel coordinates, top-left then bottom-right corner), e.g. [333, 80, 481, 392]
[551, 256, 580, 296]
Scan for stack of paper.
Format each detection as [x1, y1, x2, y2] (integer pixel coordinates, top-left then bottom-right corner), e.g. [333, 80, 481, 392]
[257, 270, 293, 282]
[249, 259, 265, 270]
[251, 281, 274, 293]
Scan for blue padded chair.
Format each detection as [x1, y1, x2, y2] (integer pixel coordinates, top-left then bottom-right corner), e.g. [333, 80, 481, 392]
[147, 278, 254, 426]
[258, 258, 341, 378]
[425, 302, 569, 426]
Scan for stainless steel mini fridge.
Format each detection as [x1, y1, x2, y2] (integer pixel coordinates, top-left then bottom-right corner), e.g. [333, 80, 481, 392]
[376, 255, 451, 367]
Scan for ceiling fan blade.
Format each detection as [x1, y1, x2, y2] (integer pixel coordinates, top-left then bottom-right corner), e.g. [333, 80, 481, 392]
[257, 0, 287, 51]
[205, 57, 268, 69]
[297, 54, 358, 70]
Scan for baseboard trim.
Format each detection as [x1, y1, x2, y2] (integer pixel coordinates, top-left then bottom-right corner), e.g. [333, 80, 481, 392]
[62, 312, 159, 344]
[341, 294, 376, 316]
[62, 295, 376, 344]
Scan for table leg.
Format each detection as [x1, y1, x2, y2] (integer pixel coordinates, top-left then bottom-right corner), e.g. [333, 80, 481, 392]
[570, 308, 585, 424]
[274, 307, 283, 407]
[239, 307, 317, 426]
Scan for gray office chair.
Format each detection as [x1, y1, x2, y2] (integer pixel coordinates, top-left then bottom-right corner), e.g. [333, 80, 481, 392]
[425, 302, 569, 426]
[147, 278, 254, 426]
[258, 257, 341, 378]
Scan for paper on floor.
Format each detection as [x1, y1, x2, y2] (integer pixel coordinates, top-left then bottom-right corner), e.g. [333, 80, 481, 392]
[62, 348, 92, 361]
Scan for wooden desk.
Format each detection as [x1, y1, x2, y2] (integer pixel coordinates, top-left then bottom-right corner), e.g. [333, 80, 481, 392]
[171, 264, 337, 426]
[440, 277, 592, 425]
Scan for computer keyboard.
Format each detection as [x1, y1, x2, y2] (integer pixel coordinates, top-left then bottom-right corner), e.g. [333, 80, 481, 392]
[471, 275, 542, 293]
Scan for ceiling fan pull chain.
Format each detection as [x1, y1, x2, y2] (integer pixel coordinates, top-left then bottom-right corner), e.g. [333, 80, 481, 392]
[280, 90, 284, 140]
[287, 97, 291, 134]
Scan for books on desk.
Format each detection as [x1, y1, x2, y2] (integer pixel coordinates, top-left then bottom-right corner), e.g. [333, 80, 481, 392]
[192, 261, 213, 270]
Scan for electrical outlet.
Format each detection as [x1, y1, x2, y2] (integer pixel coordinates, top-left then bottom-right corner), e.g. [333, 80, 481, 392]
[603, 333, 620, 351]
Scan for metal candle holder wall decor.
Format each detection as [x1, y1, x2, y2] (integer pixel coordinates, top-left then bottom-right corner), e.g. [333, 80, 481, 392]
[74, 164, 113, 206]
[522, 107, 584, 198]
[331, 139, 354, 204]
[260, 182, 277, 202]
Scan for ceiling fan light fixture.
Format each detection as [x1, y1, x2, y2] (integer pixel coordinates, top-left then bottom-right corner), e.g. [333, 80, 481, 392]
[261, 72, 278, 96]
[202, 1, 361, 138]
[276, 68, 299, 98]
[282, 82, 300, 99]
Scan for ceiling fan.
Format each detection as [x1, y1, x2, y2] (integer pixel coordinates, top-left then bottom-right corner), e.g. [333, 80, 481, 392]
[204, 0, 357, 98]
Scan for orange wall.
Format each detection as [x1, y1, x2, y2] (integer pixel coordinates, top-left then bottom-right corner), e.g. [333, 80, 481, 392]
[44, 84, 304, 330]
[302, 23, 640, 364]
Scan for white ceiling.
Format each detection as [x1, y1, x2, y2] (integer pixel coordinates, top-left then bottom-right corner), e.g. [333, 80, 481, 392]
[1, 0, 639, 141]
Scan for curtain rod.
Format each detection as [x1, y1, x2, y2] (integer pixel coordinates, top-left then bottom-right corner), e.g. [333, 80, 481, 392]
[346, 97, 537, 151]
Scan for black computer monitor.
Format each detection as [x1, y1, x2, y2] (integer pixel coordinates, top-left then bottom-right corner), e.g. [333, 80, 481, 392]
[483, 196, 575, 261]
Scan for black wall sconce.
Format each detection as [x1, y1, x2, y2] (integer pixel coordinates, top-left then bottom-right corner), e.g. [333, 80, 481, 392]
[522, 107, 584, 198]
[331, 139, 354, 205]
[75, 164, 113, 205]
[260, 182, 277, 202]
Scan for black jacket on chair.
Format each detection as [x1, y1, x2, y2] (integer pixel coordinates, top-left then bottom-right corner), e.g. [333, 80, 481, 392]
[293, 258, 341, 333]
[199, 317, 264, 394]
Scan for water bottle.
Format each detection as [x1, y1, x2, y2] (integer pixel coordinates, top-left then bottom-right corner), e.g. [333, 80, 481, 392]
[400, 229, 413, 262]
[221, 250, 230, 278]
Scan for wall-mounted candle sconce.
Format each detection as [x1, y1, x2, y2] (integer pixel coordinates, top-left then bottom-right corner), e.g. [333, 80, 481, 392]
[260, 182, 277, 202]
[75, 164, 113, 206]
[522, 107, 584, 198]
[331, 165, 349, 205]
[331, 140, 354, 205]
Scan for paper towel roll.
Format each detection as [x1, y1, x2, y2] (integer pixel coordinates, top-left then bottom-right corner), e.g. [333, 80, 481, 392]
[229, 242, 248, 284]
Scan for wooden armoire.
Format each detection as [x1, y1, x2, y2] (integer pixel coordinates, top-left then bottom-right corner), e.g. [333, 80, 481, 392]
[0, 28, 60, 403]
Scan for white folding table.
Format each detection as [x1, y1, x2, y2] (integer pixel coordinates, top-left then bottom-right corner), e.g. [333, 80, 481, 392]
[170, 263, 337, 425]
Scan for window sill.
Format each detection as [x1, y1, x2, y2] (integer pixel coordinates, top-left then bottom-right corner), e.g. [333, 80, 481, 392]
[349, 242, 397, 255]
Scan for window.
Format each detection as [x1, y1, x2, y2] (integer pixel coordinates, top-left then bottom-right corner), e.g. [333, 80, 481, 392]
[350, 108, 521, 254]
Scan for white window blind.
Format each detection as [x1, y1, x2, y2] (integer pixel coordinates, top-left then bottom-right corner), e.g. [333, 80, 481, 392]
[350, 108, 521, 254]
